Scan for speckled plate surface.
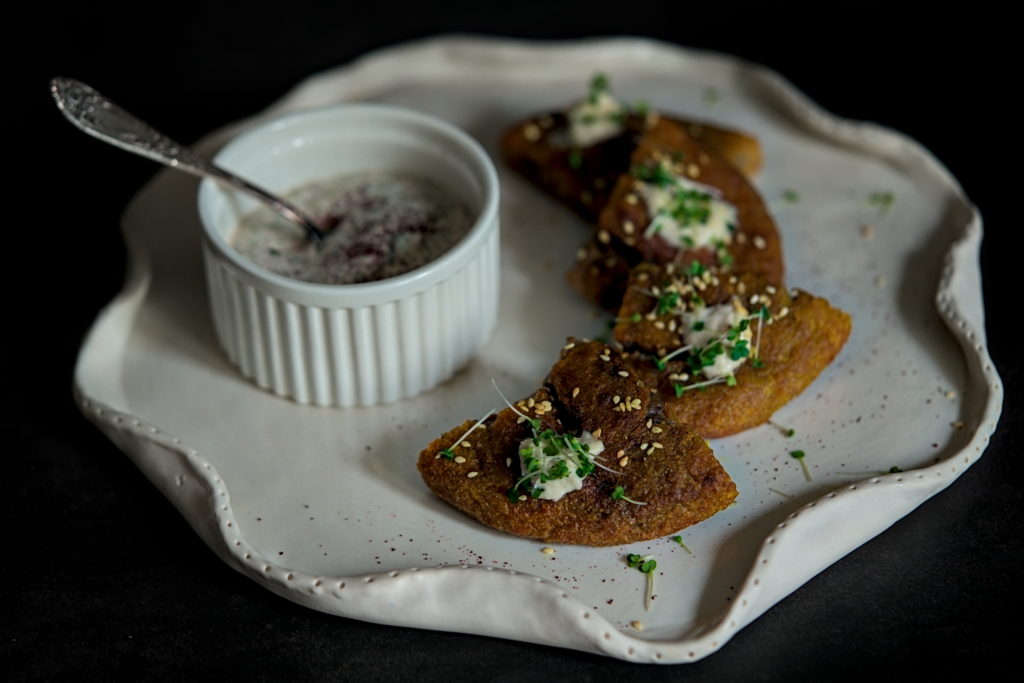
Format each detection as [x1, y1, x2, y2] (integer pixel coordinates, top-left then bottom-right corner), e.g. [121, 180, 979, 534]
[73, 36, 1001, 663]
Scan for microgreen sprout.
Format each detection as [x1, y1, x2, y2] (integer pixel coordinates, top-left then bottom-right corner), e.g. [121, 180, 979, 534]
[626, 554, 658, 610]
[438, 409, 496, 460]
[790, 449, 812, 482]
[769, 487, 797, 501]
[568, 149, 583, 170]
[588, 73, 610, 104]
[768, 421, 796, 438]
[670, 535, 693, 555]
[868, 191, 895, 214]
[611, 485, 647, 506]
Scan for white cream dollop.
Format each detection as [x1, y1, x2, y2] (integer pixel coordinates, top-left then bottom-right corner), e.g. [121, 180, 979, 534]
[640, 175, 737, 250]
[680, 300, 753, 380]
[518, 430, 605, 502]
[567, 90, 626, 148]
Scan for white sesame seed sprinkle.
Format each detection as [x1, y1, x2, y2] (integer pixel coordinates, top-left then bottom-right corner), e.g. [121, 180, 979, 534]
[467, 471, 479, 478]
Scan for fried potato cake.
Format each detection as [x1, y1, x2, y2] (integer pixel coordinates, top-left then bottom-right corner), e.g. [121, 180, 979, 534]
[613, 264, 851, 438]
[417, 341, 737, 546]
[501, 111, 762, 223]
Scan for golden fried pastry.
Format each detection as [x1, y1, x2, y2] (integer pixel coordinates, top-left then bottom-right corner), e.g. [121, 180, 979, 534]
[613, 263, 851, 438]
[417, 341, 737, 546]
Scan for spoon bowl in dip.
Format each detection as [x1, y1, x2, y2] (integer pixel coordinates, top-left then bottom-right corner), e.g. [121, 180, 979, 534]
[50, 77, 326, 247]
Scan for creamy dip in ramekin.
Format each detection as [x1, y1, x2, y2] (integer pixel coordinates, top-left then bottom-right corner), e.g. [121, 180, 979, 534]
[198, 104, 500, 407]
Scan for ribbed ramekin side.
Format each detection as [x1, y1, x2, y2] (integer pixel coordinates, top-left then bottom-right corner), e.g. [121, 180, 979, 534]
[202, 229, 499, 407]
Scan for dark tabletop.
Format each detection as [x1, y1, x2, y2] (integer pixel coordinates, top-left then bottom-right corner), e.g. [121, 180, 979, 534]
[8, 4, 1018, 680]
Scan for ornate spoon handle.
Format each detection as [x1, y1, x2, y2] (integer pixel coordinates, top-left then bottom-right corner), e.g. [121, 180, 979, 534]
[50, 77, 324, 246]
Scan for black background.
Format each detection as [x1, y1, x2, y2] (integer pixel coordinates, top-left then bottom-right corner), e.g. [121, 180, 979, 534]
[8, 4, 1019, 680]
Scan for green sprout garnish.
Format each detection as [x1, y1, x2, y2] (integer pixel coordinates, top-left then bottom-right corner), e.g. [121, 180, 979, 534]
[626, 554, 658, 610]
[670, 535, 693, 555]
[868, 191, 895, 214]
[437, 409, 496, 461]
[769, 420, 795, 438]
[790, 449, 812, 482]
[588, 73, 610, 103]
[632, 163, 677, 188]
[656, 290, 681, 315]
[568, 149, 583, 169]
[611, 485, 647, 506]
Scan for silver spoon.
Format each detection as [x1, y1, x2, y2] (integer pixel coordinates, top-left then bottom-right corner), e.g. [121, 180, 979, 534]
[50, 77, 325, 247]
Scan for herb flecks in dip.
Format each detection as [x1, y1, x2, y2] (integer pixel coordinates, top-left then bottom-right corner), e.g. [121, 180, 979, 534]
[231, 172, 473, 285]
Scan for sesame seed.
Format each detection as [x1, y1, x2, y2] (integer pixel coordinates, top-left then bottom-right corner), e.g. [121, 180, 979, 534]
[647, 446, 656, 455]
[765, 285, 777, 294]
[616, 449, 625, 458]
[506, 457, 512, 467]
[461, 441, 472, 448]
[467, 472, 479, 478]
[572, 387, 580, 398]
[576, 248, 587, 262]
[952, 421, 964, 429]
[654, 321, 665, 330]
[618, 370, 630, 377]
[527, 398, 535, 408]
[652, 442, 664, 449]
[519, 494, 527, 501]
[631, 620, 644, 631]
[630, 399, 642, 410]
[454, 456, 467, 464]
[686, 162, 700, 178]
[564, 341, 576, 350]
[597, 229, 611, 244]
[652, 426, 663, 434]
[737, 282, 746, 294]
[640, 442, 648, 450]
[779, 306, 790, 318]
[623, 220, 635, 235]
[646, 419, 653, 428]
[750, 294, 760, 305]
[753, 235, 767, 249]
[668, 319, 678, 332]
[613, 395, 621, 404]
[600, 354, 611, 361]
[523, 124, 541, 141]
[624, 237, 636, 246]
[625, 193, 638, 205]
[593, 428, 603, 438]
[541, 547, 556, 555]
[619, 456, 629, 467]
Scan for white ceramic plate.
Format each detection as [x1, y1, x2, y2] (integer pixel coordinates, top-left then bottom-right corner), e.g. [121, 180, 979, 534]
[74, 36, 1002, 663]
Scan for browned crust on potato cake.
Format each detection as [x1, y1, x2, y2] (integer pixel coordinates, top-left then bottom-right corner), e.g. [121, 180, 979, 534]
[417, 341, 737, 545]
[613, 264, 851, 438]
[596, 117, 784, 288]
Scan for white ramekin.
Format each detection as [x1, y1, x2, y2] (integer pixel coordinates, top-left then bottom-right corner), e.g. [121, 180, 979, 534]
[197, 104, 500, 407]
